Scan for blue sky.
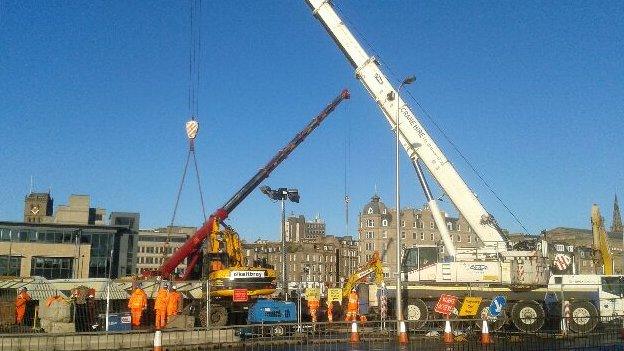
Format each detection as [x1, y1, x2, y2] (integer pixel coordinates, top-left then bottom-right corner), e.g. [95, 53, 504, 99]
[1, 1, 622, 242]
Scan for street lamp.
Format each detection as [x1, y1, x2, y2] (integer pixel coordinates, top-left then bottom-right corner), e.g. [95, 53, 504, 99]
[388, 75, 415, 329]
[260, 185, 300, 301]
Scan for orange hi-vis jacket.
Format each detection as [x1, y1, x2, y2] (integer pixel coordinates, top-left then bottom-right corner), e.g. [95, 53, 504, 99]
[154, 288, 169, 312]
[15, 291, 31, 323]
[128, 288, 148, 310]
[347, 291, 358, 312]
[307, 299, 320, 310]
[166, 291, 182, 316]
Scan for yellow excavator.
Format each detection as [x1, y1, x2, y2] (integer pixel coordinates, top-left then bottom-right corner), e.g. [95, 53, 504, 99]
[591, 204, 613, 275]
[342, 251, 384, 298]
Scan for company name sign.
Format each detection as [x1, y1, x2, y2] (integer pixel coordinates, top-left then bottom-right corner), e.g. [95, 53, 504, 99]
[230, 271, 265, 278]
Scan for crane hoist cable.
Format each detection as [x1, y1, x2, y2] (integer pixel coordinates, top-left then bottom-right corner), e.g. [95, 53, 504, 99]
[164, 0, 206, 261]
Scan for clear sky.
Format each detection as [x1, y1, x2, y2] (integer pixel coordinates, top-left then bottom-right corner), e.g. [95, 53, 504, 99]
[1, 1, 622, 242]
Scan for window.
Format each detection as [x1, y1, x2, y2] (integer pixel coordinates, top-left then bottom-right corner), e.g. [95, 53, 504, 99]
[468, 235, 472, 243]
[468, 226, 471, 232]
[401, 221, 405, 228]
[401, 232, 406, 239]
[430, 222, 435, 229]
[430, 233, 435, 241]
[447, 222, 453, 231]
[457, 224, 461, 231]
[383, 208, 387, 214]
[457, 235, 461, 242]
[412, 222, 416, 228]
[567, 245, 574, 253]
[367, 207, 373, 214]
[412, 232, 417, 239]
[382, 231, 387, 239]
[417, 220, 424, 229]
[382, 219, 388, 227]
[555, 244, 564, 252]
[580, 251, 585, 258]
[0, 256, 21, 276]
[366, 231, 374, 239]
[31, 257, 73, 279]
[420, 233, 425, 240]
[367, 219, 375, 227]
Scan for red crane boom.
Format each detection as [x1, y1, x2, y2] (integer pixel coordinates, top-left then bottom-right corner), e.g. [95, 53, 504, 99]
[144, 89, 350, 279]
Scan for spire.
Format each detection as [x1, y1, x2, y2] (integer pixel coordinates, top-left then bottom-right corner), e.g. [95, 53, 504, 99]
[612, 194, 623, 234]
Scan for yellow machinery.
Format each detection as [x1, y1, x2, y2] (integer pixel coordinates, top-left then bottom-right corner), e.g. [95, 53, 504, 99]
[592, 204, 613, 275]
[342, 251, 384, 298]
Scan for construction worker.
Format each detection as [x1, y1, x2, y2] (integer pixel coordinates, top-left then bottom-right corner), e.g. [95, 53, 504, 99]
[326, 300, 333, 323]
[166, 285, 182, 323]
[15, 287, 31, 325]
[378, 282, 388, 330]
[345, 288, 358, 322]
[307, 297, 320, 323]
[128, 283, 148, 328]
[154, 282, 169, 329]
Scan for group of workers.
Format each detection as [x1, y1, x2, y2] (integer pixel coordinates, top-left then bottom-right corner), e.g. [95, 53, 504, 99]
[304, 288, 364, 323]
[128, 281, 183, 329]
[305, 284, 387, 323]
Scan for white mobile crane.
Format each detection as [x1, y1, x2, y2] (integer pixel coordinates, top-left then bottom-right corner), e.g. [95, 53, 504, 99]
[304, 0, 623, 333]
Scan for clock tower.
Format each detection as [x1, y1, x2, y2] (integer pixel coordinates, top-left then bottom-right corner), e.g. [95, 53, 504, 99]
[24, 192, 54, 223]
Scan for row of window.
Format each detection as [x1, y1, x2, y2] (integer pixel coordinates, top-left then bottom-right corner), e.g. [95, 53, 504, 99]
[363, 219, 470, 232]
[31, 257, 74, 279]
[138, 246, 177, 254]
[139, 235, 187, 243]
[137, 256, 174, 265]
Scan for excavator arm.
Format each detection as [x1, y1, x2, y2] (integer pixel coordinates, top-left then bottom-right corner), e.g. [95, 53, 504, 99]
[592, 204, 613, 275]
[143, 89, 350, 279]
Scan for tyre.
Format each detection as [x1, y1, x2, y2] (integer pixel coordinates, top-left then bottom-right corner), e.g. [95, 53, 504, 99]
[568, 300, 599, 334]
[270, 325, 285, 337]
[511, 300, 545, 332]
[404, 299, 428, 329]
[201, 304, 227, 327]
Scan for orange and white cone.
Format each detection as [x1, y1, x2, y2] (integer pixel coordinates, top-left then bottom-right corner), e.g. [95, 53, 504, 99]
[443, 318, 453, 344]
[153, 330, 162, 351]
[398, 320, 409, 344]
[350, 321, 360, 343]
[481, 318, 492, 345]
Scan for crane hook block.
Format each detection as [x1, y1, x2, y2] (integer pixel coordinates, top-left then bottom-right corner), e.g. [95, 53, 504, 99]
[186, 120, 199, 140]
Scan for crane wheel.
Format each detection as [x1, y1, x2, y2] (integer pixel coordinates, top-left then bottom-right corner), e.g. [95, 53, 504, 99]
[568, 300, 599, 334]
[404, 299, 428, 329]
[199, 304, 228, 327]
[511, 300, 545, 332]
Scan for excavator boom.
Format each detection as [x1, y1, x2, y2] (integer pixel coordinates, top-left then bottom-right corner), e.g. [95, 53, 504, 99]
[592, 204, 613, 275]
[145, 89, 350, 278]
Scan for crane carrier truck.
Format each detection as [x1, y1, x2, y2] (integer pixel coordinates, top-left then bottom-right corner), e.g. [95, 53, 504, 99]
[305, 0, 624, 333]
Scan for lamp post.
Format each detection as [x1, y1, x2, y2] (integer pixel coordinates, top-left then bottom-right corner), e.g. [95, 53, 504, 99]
[260, 185, 300, 301]
[391, 75, 415, 329]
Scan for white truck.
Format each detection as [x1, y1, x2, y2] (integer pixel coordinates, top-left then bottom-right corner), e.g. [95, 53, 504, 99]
[304, 0, 624, 333]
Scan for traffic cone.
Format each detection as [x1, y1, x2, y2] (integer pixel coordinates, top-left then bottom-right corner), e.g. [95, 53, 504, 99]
[481, 318, 492, 345]
[443, 317, 453, 344]
[153, 330, 162, 351]
[398, 320, 409, 345]
[350, 321, 360, 343]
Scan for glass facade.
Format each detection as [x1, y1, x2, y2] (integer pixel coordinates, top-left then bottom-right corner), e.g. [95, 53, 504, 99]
[0, 225, 127, 279]
[0, 255, 21, 276]
[31, 256, 73, 279]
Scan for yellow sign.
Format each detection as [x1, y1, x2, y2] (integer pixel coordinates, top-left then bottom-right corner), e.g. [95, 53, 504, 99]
[305, 287, 320, 301]
[327, 288, 342, 303]
[458, 296, 482, 317]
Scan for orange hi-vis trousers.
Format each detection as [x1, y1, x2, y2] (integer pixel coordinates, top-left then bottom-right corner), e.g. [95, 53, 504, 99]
[130, 309, 143, 327]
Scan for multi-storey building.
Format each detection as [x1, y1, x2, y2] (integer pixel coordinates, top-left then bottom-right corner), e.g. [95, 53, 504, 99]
[135, 226, 196, 276]
[244, 214, 358, 294]
[358, 194, 480, 282]
[0, 192, 139, 279]
[284, 215, 326, 242]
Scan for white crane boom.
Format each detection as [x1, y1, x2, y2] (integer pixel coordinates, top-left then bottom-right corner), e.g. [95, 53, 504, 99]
[306, 0, 507, 251]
